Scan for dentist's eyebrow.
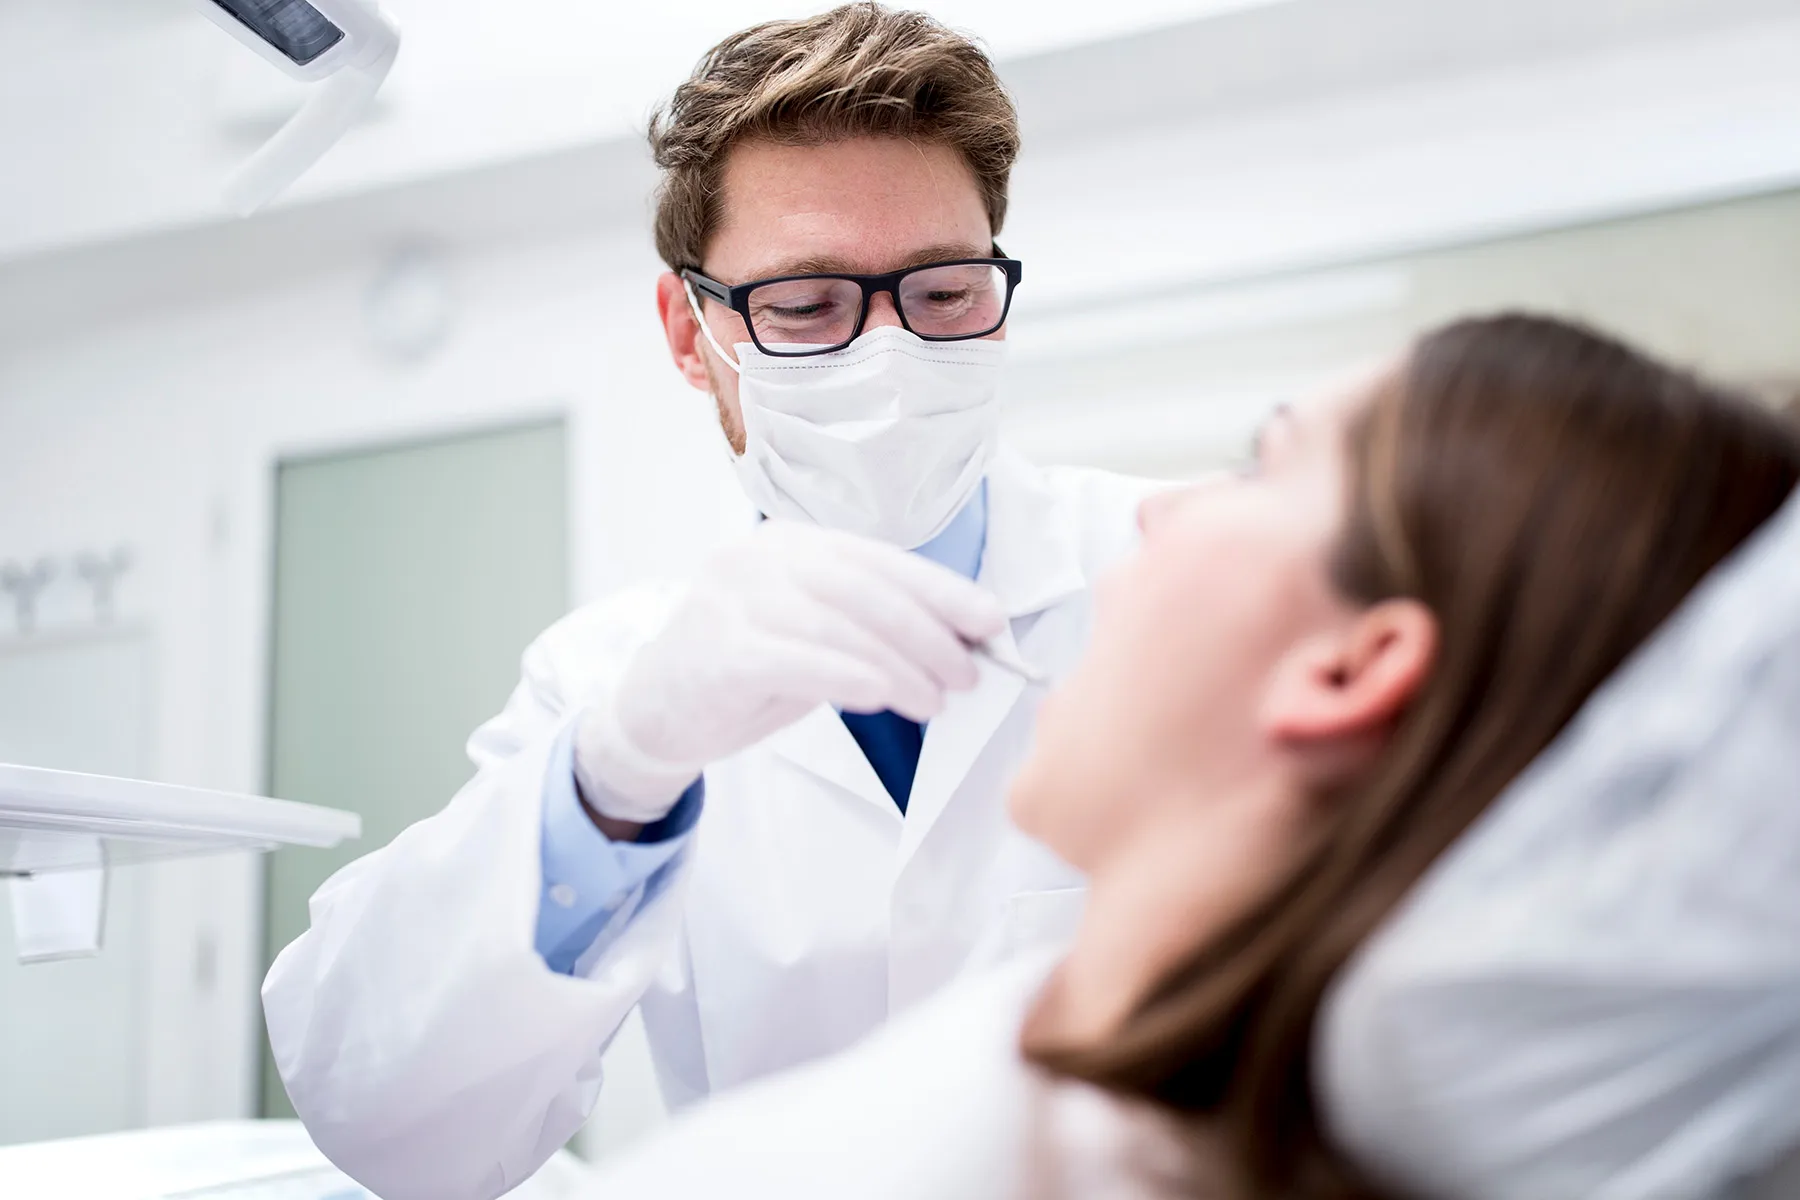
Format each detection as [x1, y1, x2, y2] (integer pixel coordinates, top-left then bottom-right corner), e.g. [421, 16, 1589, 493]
[750, 243, 991, 279]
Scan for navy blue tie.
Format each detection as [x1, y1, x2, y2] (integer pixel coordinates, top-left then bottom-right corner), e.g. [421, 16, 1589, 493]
[840, 710, 924, 813]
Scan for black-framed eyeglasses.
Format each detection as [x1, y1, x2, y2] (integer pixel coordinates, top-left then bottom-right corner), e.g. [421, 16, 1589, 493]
[681, 248, 1023, 359]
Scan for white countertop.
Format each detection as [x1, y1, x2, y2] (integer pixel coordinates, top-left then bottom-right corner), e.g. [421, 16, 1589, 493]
[0, 762, 359, 878]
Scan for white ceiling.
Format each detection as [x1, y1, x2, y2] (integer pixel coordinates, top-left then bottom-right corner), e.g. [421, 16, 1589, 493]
[0, 0, 1291, 264]
[8, 0, 1290, 64]
[2, 0, 1798, 348]
[2, 0, 1793, 264]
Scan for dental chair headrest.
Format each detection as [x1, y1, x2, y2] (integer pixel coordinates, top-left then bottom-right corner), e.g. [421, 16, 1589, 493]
[1319, 484, 1800, 1200]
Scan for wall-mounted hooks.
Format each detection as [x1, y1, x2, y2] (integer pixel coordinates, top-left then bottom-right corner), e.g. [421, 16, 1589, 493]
[0, 559, 57, 635]
[74, 548, 134, 626]
[0, 547, 136, 637]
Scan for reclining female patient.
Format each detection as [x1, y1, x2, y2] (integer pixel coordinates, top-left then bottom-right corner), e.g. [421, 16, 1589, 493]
[580, 314, 1800, 1200]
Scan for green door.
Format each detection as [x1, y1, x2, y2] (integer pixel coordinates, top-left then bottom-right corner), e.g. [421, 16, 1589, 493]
[261, 419, 568, 1118]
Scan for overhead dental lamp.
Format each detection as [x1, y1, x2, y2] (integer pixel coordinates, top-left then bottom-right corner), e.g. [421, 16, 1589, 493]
[195, 0, 400, 214]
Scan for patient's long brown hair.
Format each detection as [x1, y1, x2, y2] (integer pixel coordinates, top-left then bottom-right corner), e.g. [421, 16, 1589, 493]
[1025, 314, 1800, 1198]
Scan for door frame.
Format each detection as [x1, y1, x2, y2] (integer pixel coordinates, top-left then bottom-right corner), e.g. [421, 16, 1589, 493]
[170, 403, 569, 1124]
[252, 412, 571, 1116]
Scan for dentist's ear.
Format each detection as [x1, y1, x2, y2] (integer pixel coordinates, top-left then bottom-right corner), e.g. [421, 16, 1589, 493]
[1259, 599, 1437, 759]
[656, 272, 716, 393]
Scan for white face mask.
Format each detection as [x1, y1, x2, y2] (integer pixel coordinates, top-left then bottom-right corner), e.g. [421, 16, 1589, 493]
[689, 287, 1007, 548]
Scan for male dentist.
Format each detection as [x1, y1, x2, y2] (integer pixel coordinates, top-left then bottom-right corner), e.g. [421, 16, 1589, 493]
[263, 6, 1155, 1199]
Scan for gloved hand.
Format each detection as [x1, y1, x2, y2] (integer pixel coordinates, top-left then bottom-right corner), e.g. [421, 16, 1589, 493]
[574, 521, 1007, 823]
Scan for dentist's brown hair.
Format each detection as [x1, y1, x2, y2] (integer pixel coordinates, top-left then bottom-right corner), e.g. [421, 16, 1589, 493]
[1026, 313, 1800, 1198]
[647, 2, 1018, 273]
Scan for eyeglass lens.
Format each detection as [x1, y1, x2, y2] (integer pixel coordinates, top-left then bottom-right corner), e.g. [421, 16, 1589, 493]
[745, 264, 1009, 351]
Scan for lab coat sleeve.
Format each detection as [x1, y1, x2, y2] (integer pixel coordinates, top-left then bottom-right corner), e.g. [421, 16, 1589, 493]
[262, 589, 692, 1200]
[535, 724, 701, 974]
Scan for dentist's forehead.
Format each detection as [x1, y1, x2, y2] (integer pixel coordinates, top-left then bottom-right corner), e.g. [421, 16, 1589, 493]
[703, 138, 992, 280]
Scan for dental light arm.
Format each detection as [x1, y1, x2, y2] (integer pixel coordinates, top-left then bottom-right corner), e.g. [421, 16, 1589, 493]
[195, 0, 400, 214]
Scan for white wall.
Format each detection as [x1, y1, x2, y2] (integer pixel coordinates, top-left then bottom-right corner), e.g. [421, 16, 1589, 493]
[0, 0, 1286, 263]
[0, 220, 730, 1124]
[1005, 187, 1800, 478]
[5, 0, 1800, 1142]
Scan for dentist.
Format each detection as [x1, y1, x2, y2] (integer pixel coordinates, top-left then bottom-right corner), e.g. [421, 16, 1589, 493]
[262, 6, 1155, 1199]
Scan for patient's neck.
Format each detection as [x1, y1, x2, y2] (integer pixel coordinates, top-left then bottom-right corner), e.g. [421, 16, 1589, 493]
[1031, 773, 1309, 1049]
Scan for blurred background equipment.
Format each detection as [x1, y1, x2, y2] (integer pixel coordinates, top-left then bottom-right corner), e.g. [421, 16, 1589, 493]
[0, 1118, 591, 1198]
[0, 750, 361, 1193]
[1, 0, 1798, 1176]
[195, 0, 401, 213]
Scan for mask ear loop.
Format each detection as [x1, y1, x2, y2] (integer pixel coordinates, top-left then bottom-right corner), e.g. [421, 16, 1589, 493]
[685, 281, 754, 466]
[684, 282, 744, 377]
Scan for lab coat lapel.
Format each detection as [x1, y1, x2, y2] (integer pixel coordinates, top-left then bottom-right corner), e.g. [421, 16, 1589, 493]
[900, 450, 1088, 862]
[763, 704, 899, 817]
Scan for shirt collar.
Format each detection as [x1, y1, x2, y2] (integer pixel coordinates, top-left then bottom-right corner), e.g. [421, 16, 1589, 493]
[912, 479, 988, 581]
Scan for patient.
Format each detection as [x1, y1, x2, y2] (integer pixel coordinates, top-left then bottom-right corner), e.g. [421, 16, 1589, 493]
[582, 314, 1800, 1199]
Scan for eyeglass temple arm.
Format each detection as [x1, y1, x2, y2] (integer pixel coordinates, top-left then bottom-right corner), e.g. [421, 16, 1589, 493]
[681, 269, 732, 305]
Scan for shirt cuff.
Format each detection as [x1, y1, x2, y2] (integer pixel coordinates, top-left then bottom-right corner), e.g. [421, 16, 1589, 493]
[535, 721, 703, 975]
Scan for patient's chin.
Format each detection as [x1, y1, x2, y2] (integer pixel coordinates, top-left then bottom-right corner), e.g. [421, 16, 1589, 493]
[1006, 757, 1061, 845]
[1005, 768, 1044, 836]
[1007, 765, 1096, 874]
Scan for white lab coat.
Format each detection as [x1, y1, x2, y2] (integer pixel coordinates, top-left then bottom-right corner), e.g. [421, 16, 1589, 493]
[262, 450, 1157, 1200]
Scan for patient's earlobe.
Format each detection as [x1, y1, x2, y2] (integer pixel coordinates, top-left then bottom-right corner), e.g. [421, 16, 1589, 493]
[1260, 600, 1437, 744]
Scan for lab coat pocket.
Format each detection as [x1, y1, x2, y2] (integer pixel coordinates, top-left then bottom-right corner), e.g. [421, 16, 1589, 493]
[996, 886, 1086, 960]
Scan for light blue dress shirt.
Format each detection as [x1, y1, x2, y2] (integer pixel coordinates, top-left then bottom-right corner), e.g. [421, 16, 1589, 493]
[534, 483, 991, 974]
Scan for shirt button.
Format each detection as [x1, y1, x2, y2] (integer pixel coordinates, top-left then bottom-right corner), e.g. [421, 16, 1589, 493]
[549, 883, 578, 909]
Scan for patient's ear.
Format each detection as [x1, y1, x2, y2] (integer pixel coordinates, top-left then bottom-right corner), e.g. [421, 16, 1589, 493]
[1260, 599, 1437, 746]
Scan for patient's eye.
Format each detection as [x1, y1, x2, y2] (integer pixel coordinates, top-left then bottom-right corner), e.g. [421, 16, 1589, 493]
[1235, 409, 1283, 478]
[1232, 435, 1262, 479]
[1249, 404, 1301, 477]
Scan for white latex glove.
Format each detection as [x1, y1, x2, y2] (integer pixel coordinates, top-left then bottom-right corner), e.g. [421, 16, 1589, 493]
[575, 521, 1007, 822]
